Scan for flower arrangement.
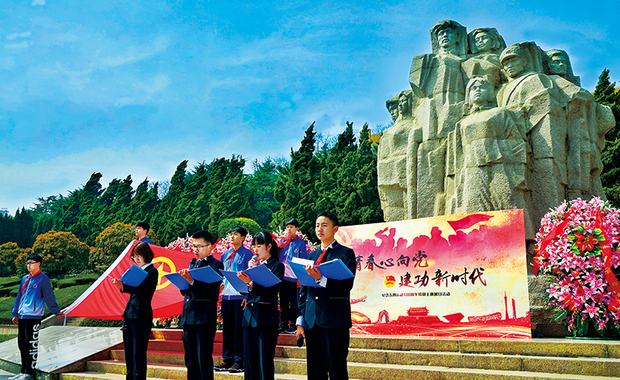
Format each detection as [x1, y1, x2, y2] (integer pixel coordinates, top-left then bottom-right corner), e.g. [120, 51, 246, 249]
[533, 196, 620, 337]
[167, 234, 194, 252]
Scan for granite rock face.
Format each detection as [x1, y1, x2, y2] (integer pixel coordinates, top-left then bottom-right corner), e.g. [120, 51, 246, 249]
[378, 20, 616, 240]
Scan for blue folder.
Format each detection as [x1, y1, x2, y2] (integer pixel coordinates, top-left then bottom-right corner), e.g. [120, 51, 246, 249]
[163, 272, 191, 290]
[245, 264, 282, 287]
[316, 259, 355, 280]
[289, 261, 321, 287]
[221, 270, 250, 293]
[120, 264, 148, 287]
[189, 266, 224, 284]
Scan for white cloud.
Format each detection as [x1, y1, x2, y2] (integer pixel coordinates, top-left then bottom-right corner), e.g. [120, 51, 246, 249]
[135, 74, 171, 94]
[97, 36, 170, 69]
[7, 32, 31, 40]
[5, 42, 29, 49]
[32, 0, 45, 5]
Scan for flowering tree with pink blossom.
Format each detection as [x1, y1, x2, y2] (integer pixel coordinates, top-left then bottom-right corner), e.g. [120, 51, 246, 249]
[533, 197, 620, 337]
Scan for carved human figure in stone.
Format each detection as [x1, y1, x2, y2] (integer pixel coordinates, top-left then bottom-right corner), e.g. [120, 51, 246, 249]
[544, 50, 615, 200]
[544, 49, 580, 86]
[496, 42, 569, 226]
[446, 77, 533, 236]
[377, 90, 414, 221]
[462, 28, 507, 90]
[407, 20, 468, 218]
[386, 94, 399, 122]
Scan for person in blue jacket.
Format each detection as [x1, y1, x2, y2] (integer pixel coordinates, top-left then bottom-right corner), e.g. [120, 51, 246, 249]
[178, 230, 223, 380]
[135, 222, 153, 244]
[296, 212, 357, 380]
[11, 254, 64, 380]
[112, 242, 159, 380]
[215, 226, 254, 373]
[278, 218, 307, 334]
[237, 231, 284, 380]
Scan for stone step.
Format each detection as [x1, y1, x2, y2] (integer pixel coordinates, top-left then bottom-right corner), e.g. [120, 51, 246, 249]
[79, 355, 620, 380]
[275, 345, 620, 378]
[349, 336, 620, 358]
[60, 371, 311, 380]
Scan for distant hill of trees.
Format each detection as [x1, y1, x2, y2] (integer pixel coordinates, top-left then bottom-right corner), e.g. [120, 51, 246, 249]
[1, 121, 384, 250]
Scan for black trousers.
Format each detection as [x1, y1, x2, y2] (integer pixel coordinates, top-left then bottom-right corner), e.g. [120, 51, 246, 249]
[305, 326, 350, 380]
[183, 323, 216, 380]
[243, 326, 278, 380]
[279, 280, 299, 326]
[221, 299, 244, 365]
[18, 319, 41, 375]
[122, 318, 152, 380]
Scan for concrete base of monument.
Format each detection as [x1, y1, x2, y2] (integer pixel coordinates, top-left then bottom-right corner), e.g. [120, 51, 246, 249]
[528, 275, 570, 338]
[0, 326, 123, 380]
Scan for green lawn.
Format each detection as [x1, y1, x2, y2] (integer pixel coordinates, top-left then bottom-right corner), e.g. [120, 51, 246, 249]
[0, 275, 95, 324]
[0, 334, 16, 343]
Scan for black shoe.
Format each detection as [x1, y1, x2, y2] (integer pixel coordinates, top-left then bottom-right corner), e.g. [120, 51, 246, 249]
[214, 362, 233, 371]
[285, 326, 297, 334]
[228, 363, 244, 373]
[278, 323, 289, 333]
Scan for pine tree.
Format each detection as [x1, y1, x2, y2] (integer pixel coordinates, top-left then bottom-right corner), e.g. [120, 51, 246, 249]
[595, 69, 620, 206]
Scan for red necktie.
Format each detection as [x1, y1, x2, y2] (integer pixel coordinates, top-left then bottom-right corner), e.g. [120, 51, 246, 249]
[20, 273, 37, 295]
[315, 248, 328, 265]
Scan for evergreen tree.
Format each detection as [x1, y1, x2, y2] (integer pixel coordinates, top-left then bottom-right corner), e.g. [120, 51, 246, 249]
[247, 159, 281, 229]
[595, 69, 620, 206]
[274, 122, 319, 236]
[207, 156, 252, 233]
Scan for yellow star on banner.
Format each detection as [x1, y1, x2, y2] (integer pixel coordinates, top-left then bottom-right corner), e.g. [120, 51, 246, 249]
[153, 256, 176, 290]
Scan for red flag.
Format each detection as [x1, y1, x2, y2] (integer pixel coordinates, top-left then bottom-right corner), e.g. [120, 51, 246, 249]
[447, 213, 494, 232]
[64, 241, 195, 320]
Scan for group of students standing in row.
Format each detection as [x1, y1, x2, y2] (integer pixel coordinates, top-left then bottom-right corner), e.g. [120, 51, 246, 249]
[116, 211, 357, 380]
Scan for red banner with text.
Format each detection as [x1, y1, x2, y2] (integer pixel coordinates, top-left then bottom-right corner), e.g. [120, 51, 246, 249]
[339, 209, 531, 339]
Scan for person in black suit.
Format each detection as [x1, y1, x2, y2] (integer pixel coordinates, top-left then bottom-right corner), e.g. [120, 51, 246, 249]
[237, 232, 284, 380]
[296, 212, 356, 380]
[178, 230, 224, 380]
[112, 242, 159, 380]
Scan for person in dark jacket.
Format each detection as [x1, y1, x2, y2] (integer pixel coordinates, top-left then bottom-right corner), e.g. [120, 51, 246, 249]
[112, 242, 159, 380]
[296, 212, 357, 380]
[237, 232, 284, 380]
[178, 230, 224, 380]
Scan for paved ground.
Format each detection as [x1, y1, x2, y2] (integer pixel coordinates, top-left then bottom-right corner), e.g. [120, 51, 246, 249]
[0, 370, 14, 380]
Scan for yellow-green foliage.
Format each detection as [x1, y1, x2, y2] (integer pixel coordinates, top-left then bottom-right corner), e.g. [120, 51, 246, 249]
[90, 222, 135, 268]
[0, 242, 25, 277]
[21, 231, 90, 276]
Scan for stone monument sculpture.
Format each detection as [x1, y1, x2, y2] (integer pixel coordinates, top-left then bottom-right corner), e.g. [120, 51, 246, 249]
[462, 27, 507, 90]
[377, 21, 616, 240]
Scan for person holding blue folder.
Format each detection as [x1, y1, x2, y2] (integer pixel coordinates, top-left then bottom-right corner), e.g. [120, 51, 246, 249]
[112, 242, 159, 380]
[237, 232, 284, 380]
[215, 226, 254, 373]
[278, 218, 307, 334]
[296, 212, 357, 380]
[177, 230, 223, 380]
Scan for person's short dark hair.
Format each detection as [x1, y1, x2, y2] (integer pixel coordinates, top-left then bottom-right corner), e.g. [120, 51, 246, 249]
[317, 212, 339, 226]
[252, 231, 279, 259]
[285, 218, 299, 228]
[132, 241, 154, 263]
[27, 253, 42, 263]
[192, 230, 214, 245]
[229, 226, 248, 238]
[136, 222, 150, 233]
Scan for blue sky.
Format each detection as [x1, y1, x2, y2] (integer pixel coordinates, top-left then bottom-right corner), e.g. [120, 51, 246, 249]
[0, 0, 618, 214]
